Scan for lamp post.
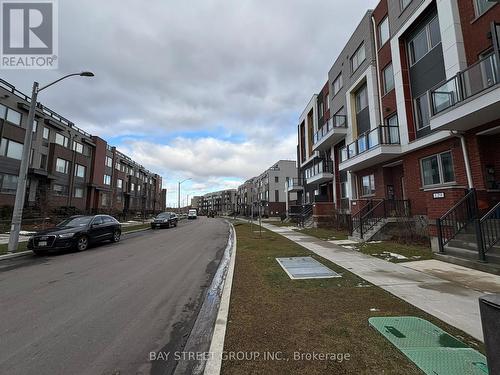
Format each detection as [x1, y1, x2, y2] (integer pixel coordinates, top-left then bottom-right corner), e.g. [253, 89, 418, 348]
[8, 72, 95, 253]
[178, 178, 191, 213]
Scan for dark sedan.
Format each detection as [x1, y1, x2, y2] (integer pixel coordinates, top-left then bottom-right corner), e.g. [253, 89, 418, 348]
[151, 212, 178, 229]
[27, 215, 122, 255]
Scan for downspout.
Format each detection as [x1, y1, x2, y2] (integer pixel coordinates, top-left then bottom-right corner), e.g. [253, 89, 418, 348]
[371, 15, 384, 126]
[451, 131, 473, 189]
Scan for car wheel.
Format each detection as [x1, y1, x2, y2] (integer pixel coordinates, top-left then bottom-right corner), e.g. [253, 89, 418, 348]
[76, 235, 89, 251]
[166, 222, 170, 229]
[112, 230, 121, 243]
[174, 221, 178, 227]
[32, 249, 47, 256]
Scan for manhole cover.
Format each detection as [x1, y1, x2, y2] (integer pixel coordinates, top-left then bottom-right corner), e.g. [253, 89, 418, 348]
[276, 257, 341, 280]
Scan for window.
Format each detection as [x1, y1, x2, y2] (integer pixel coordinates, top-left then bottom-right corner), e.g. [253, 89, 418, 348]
[385, 114, 399, 143]
[72, 141, 84, 154]
[43, 127, 50, 140]
[408, 16, 441, 65]
[0, 138, 23, 160]
[32, 120, 38, 133]
[131, 183, 135, 191]
[75, 164, 86, 178]
[351, 43, 366, 72]
[355, 84, 368, 113]
[115, 162, 120, 170]
[319, 102, 324, 118]
[116, 193, 122, 203]
[382, 63, 394, 94]
[414, 93, 430, 129]
[135, 171, 139, 178]
[275, 176, 279, 183]
[0, 173, 18, 194]
[400, 0, 412, 10]
[474, 0, 495, 17]
[55, 133, 69, 148]
[275, 190, 279, 202]
[326, 94, 330, 109]
[55, 158, 70, 174]
[101, 193, 109, 206]
[420, 151, 455, 186]
[0, 105, 22, 126]
[137, 185, 141, 193]
[379, 17, 389, 46]
[105, 156, 113, 168]
[29, 149, 34, 165]
[340, 171, 348, 198]
[74, 187, 84, 198]
[117, 178, 123, 189]
[104, 174, 111, 185]
[361, 174, 375, 196]
[40, 154, 47, 170]
[53, 184, 69, 196]
[332, 74, 343, 95]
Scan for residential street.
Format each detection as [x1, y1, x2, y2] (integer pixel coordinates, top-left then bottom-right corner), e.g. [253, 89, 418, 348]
[0, 217, 229, 375]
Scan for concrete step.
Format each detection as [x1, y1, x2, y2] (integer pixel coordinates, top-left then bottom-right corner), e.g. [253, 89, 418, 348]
[434, 253, 500, 276]
[443, 245, 500, 264]
[447, 239, 478, 251]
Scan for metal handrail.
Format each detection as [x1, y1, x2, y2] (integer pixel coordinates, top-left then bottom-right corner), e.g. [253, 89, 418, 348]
[480, 201, 500, 254]
[313, 115, 348, 144]
[360, 199, 386, 237]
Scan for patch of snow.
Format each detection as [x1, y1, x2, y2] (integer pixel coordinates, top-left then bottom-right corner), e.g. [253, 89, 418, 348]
[381, 251, 408, 260]
[370, 308, 380, 312]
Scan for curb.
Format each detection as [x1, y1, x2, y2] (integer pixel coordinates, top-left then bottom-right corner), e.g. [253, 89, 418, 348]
[204, 223, 237, 375]
[0, 250, 32, 261]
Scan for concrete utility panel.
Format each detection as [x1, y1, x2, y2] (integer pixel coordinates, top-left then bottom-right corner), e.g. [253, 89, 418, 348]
[276, 257, 341, 280]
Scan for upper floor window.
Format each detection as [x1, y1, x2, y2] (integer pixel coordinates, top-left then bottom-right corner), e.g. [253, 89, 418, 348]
[43, 127, 50, 140]
[355, 84, 368, 113]
[117, 178, 123, 189]
[105, 156, 113, 168]
[378, 17, 389, 46]
[104, 174, 111, 185]
[53, 184, 69, 196]
[74, 187, 84, 198]
[0, 173, 18, 194]
[32, 120, 38, 133]
[400, 0, 412, 11]
[326, 94, 330, 109]
[420, 151, 455, 187]
[0, 138, 23, 160]
[55, 133, 69, 148]
[332, 74, 343, 95]
[408, 16, 441, 66]
[318, 102, 324, 118]
[474, 0, 496, 17]
[72, 141, 84, 154]
[0, 104, 22, 126]
[75, 164, 86, 178]
[382, 63, 395, 94]
[414, 92, 430, 129]
[351, 43, 366, 72]
[55, 158, 70, 174]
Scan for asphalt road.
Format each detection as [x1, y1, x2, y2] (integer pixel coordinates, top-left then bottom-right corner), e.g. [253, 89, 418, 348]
[0, 217, 229, 375]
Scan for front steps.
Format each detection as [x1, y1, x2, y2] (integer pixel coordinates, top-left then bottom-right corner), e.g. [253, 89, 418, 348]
[349, 218, 389, 242]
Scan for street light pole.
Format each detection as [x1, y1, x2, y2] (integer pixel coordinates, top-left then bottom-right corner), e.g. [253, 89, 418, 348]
[7, 72, 94, 253]
[177, 178, 191, 214]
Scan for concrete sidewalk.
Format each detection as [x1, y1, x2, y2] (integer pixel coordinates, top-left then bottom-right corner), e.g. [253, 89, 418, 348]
[262, 223, 489, 341]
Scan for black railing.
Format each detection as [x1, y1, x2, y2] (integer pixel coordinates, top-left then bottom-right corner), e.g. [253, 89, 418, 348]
[313, 115, 348, 144]
[430, 52, 499, 115]
[286, 178, 303, 190]
[436, 189, 478, 254]
[480, 201, 500, 254]
[305, 160, 334, 180]
[351, 200, 377, 235]
[339, 125, 400, 163]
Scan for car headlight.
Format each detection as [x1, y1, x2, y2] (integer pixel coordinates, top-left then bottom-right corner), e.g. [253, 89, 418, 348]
[163, 219, 169, 223]
[58, 233, 76, 239]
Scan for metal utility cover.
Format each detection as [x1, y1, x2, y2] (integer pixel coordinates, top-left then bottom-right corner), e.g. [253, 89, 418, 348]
[276, 257, 340, 280]
[369, 316, 488, 375]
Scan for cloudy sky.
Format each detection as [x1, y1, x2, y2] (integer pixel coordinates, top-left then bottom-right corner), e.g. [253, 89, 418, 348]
[3, 0, 378, 207]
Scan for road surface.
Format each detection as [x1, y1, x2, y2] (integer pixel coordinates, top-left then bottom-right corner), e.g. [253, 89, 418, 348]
[0, 217, 229, 375]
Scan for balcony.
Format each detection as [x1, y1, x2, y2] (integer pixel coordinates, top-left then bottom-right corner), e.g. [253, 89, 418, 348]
[286, 178, 304, 192]
[430, 52, 500, 131]
[313, 115, 348, 151]
[305, 160, 334, 184]
[339, 125, 401, 172]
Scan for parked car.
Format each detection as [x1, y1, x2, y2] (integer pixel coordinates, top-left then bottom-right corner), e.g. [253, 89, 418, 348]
[188, 209, 197, 220]
[151, 212, 178, 229]
[27, 215, 122, 255]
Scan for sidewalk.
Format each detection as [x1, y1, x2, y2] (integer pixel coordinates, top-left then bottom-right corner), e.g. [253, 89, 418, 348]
[261, 223, 495, 342]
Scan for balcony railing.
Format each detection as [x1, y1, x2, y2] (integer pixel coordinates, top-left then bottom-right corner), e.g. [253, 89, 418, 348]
[305, 160, 334, 180]
[430, 52, 499, 115]
[286, 178, 303, 189]
[339, 125, 400, 163]
[313, 115, 348, 144]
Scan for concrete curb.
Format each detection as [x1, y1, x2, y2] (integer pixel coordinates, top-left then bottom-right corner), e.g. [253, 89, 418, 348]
[0, 250, 32, 261]
[204, 223, 237, 375]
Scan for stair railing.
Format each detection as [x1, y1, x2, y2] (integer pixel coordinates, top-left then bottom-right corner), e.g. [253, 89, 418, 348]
[300, 204, 313, 227]
[480, 201, 500, 256]
[351, 201, 374, 235]
[359, 199, 386, 239]
[436, 189, 478, 254]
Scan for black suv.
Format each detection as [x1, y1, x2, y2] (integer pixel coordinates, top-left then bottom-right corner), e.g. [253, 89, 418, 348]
[151, 212, 178, 229]
[27, 215, 122, 255]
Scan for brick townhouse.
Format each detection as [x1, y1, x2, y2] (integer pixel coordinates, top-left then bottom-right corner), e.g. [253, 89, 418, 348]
[292, 0, 500, 267]
[0, 78, 166, 218]
[199, 189, 236, 215]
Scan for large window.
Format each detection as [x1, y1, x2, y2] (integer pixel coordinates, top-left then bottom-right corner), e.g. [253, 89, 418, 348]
[361, 174, 375, 196]
[72, 141, 84, 154]
[474, 0, 496, 17]
[105, 156, 113, 168]
[351, 43, 366, 72]
[332, 74, 343, 96]
[379, 17, 389, 46]
[74, 187, 84, 198]
[104, 174, 111, 185]
[420, 151, 455, 187]
[0, 173, 18, 194]
[75, 164, 86, 178]
[40, 154, 47, 170]
[55, 133, 69, 148]
[0, 138, 23, 160]
[414, 93, 430, 129]
[382, 63, 394, 94]
[355, 84, 368, 113]
[408, 16, 441, 65]
[0, 104, 22, 126]
[117, 178, 123, 189]
[55, 158, 70, 174]
[43, 127, 50, 140]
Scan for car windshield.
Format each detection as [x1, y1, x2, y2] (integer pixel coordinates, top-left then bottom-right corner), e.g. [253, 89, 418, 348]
[57, 216, 93, 228]
[156, 213, 170, 219]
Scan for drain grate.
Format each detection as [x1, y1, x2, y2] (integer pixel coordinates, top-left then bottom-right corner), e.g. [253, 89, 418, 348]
[276, 257, 341, 280]
[369, 316, 488, 375]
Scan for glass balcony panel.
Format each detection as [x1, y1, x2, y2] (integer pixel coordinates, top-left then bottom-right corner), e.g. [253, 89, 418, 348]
[348, 142, 357, 157]
[357, 136, 367, 153]
[462, 54, 498, 99]
[367, 129, 379, 148]
[431, 79, 459, 114]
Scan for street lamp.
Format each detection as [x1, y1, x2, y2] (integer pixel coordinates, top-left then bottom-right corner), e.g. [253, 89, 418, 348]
[178, 178, 191, 213]
[7, 72, 95, 253]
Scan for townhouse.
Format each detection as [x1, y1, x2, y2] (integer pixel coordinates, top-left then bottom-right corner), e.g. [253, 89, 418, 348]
[199, 189, 237, 215]
[0, 78, 166, 219]
[293, 0, 500, 267]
